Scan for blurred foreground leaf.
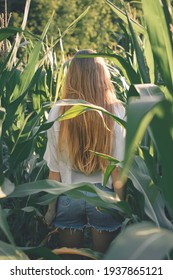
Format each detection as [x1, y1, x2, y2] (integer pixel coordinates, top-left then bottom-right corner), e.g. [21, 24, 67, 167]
[105, 222, 173, 259]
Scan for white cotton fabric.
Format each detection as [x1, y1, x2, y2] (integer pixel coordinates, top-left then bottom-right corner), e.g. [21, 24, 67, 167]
[43, 102, 126, 189]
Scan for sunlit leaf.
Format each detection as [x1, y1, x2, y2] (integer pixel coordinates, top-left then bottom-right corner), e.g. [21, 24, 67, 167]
[52, 247, 102, 260]
[0, 107, 6, 138]
[106, 0, 145, 34]
[53, 99, 126, 127]
[0, 177, 15, 198]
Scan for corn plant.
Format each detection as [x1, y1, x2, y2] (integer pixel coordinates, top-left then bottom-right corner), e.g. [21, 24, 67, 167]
[0, 1, 93, 259]
[103, 0, 173, 259]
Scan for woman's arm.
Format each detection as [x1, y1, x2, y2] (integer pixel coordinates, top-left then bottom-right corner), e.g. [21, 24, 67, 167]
[44, 171, 61, 225]
[112, 166, 126, 201]
[48, 171, 61, 181]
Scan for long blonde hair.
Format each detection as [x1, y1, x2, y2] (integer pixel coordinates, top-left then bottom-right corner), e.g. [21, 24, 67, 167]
[58, 49, 117, 174]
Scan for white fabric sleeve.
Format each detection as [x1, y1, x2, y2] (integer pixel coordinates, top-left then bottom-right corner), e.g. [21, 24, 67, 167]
[112, 103, 126, 163]
[43, 106, 60, 172]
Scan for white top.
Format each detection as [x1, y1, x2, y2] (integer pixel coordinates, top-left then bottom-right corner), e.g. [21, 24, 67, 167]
[43, 102, 126, 189]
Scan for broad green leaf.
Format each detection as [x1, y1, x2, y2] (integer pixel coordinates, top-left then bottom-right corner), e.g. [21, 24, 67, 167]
[10, 112, 33, 154]
[104, 222, 173, 259]
[22, 246, 61, 260]
[93, 151, 119, 164]
[2, 67, 43, 134]
[9, 179, 131, 218]
[0, 107, 6, 138]
[53, 99, 126, 128]
[9, 137, 34, 169]
[106, 0, 145, 34]
[120, 95, 164, 183]
[91, 151, 119, 187]
[144, 34, 155, 83]
[103, 163, 117, 187]
[120, 84, 173, 213]
[0, 205, 15, 245]
[0, 27, 22, 42]
[153, 194, 173, 231]
[150, 102, 173, 213]
[10, 41, 42, 102]
[37, 190, 131, 221]
[140, 147, 158, 185]
[142, 0, 173, 93]
[0, 177, 15, 198]
[52, 247, 102, 260]
[128, 156, 159, 226]
[21, 206, 43, 217]
[126, 11, 150, 83]
[133, 84, 164, 98]
[0, 241, 29, 260]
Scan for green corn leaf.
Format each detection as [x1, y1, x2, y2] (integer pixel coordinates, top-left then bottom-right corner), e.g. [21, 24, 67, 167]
[104, 222, 173, 259]
[9, 179, 132, 218]
[142, 0, 173, 94]
[0, 205, 15, 245]
[144, 34, 155, 84]
[103, 163, 117, 187]
[150, 102, 173, 213]
[54, 99, 126, 128]
[0, 177, 15, 198]
[0, 241, 29, 260]
[0, 107, 5, 138]
[120, 84, 173, 213]
[0, 27, 22, 41]
[128, 156, 160, 226]
[9, 137, 34, 169]
[92, 151, 120, 163]
[126, 10, 150, 83]
[21, 206, 43, 217]
[41, 11, 55, 41]
[3, 67, 43, 134]
[120, 94, 164, 183]
[106, 0, 145, 34]
[133, 84, 164, 98]
[10, 42, 42, 102]
[22, 246, 61, 260]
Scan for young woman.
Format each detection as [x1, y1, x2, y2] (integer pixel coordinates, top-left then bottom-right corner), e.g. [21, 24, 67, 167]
[43, 49, 126, 254]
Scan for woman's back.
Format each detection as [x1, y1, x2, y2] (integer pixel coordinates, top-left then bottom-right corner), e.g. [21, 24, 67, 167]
[44, 100, 126, 188]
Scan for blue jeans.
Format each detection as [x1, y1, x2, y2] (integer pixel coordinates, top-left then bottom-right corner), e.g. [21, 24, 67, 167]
[53, 183, 121, 232]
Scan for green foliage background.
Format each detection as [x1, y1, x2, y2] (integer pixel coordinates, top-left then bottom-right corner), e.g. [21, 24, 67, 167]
[0, 0, 142, 54]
